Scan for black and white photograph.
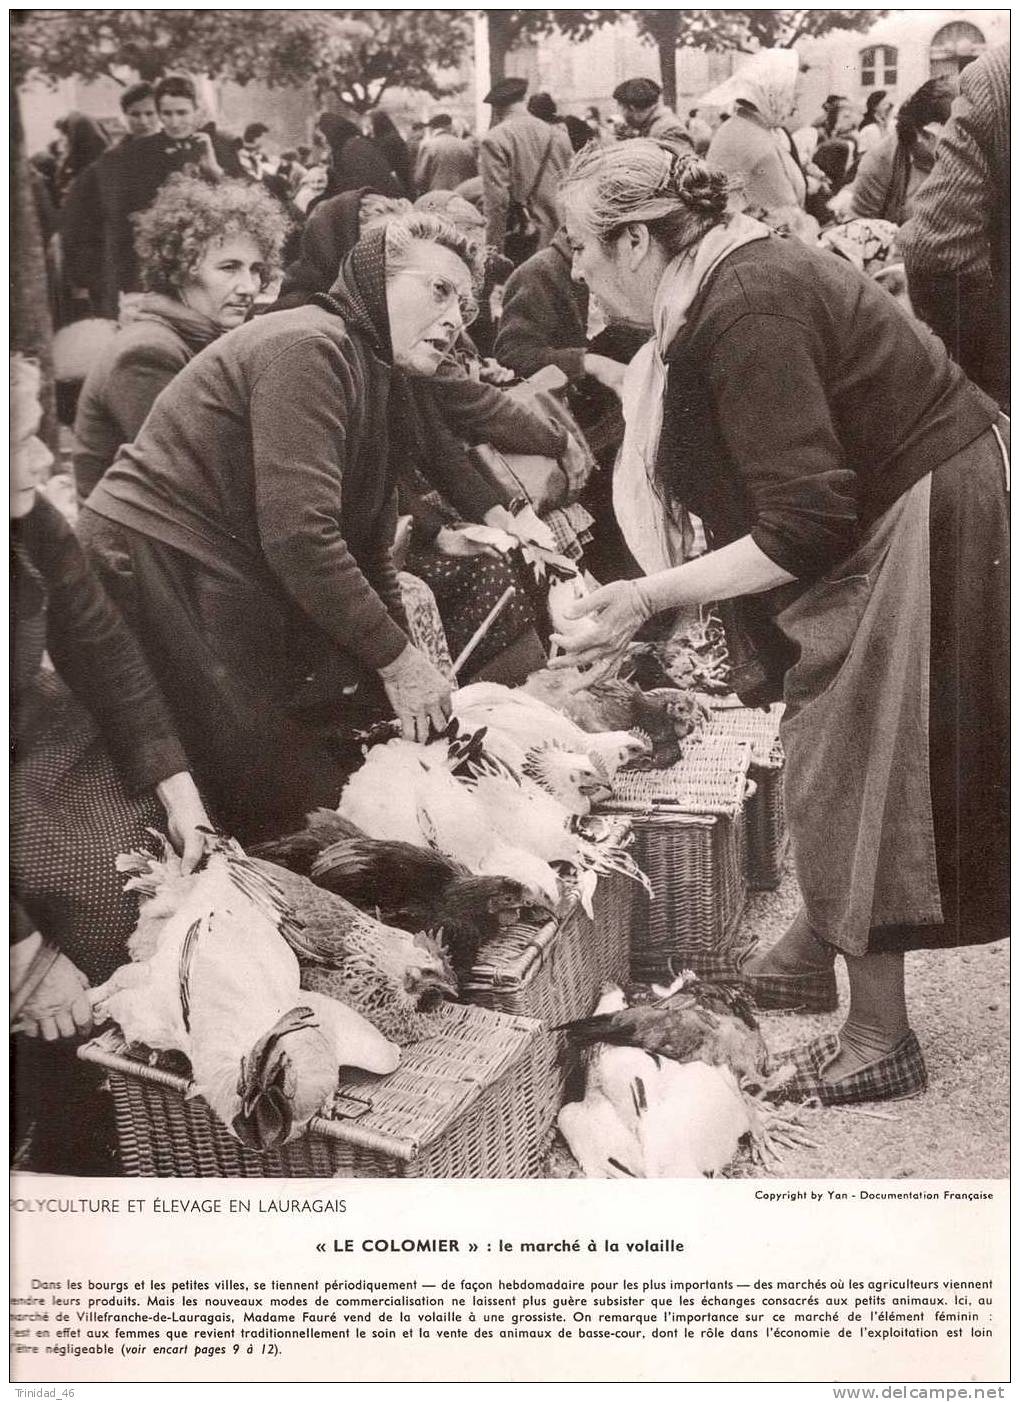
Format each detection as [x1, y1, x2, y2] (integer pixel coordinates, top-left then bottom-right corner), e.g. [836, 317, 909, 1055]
[9, 3, 1009, 1386]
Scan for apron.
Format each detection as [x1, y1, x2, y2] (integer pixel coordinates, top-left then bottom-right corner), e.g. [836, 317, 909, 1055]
[778, 474, 943, 956]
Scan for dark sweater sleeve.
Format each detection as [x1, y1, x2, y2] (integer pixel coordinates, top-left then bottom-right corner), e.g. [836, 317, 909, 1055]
[495, 260, 587, 380]
[107, 340, 189, 444]
[250, 335, 409, 671]
[428, 374, 568, 455]
[20, 497, 188, 793]
[703, 313, 859, 577]
[408, 384, 505, 519]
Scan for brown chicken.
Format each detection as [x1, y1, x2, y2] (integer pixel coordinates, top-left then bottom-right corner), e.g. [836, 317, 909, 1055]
[555, 974, 768, 1083]
[250, 858, 457, 1046]
[524, 668, 711, 770]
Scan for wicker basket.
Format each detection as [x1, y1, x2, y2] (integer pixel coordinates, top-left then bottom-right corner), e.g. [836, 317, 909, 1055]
[708, 704, 789, 890]
[79, 1002, 547, 1179]
[463, 847, 632, 1133]
[596, 734, 753, 981]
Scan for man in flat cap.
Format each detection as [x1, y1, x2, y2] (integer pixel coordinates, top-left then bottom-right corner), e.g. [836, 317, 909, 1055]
[613, 77, 693, 147]
[415, 112, 478, 194]
[479, 76, 573, 261]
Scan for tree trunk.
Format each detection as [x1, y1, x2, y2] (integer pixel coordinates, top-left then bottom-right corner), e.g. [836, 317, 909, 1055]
[658, 36, 678, 111]
[643, 11, 681, 110]
[487, 11, 514, 90]
[11, 90, 58, 449]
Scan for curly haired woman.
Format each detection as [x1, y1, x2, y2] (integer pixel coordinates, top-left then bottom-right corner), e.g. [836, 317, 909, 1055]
[72, 174, 289, 501]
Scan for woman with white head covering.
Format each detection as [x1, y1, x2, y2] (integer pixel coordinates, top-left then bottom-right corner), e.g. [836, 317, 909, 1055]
[704, 48, 807, 215]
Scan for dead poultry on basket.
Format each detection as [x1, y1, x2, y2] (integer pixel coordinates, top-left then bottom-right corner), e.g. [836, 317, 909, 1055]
[555, 973, 814, 1177]
[89, 835, 400, 1151]
[252, 808, 553, 984]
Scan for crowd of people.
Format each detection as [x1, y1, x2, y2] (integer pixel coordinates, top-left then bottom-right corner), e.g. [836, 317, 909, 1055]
[13, 45, 1009, 1171]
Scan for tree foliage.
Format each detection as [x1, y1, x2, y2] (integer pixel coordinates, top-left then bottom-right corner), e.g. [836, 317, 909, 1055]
[484, 8, 886, 106]
[11, 9, 472, 110]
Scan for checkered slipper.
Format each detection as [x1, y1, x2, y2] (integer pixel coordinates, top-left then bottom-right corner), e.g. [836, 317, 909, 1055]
[737, 965, 839, 1014]
[766, 1030, 928, 1106]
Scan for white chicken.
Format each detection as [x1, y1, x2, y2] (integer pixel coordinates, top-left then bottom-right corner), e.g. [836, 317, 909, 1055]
[339, 737, 561, 904]
[557, 985, 646, 1178]
[520, 742, 613, 816]
[461, 762, 650, 916]
[557, 979, 814, 1178]
[90, 839, 400, 1150]
[452, 682, 650, 780]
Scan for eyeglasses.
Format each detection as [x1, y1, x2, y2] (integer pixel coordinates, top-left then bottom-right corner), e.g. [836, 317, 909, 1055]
[401, 269, 479, 326]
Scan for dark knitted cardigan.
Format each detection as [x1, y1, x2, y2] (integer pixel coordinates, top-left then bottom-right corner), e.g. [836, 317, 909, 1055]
[657, 233, 999, 698]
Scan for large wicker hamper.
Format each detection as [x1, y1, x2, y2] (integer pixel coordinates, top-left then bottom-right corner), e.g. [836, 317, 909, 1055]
[463, 863, 632, 1128]
[596, 733, 753, 981]
[79, 1001, 548, 1178]
[708, 703, 789, 890]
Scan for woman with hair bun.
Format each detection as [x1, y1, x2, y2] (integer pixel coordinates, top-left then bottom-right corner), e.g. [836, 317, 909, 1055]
[73, 174, 289, 501]
[552, 139, 1008, 1107]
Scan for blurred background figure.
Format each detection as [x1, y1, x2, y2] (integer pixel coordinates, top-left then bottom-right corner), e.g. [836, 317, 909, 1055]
[119, 81, 161, 141]
[613, 76, 692, 147]
[705, 49, 807, 218]
[685, 107, 714, 154]
[900, 44, 1010, 411]
[811, 99, 861, 206]
[528, 91, 591, 153]
[54, 111, 109, 203]
[479, 76, 572, 263]
[584, 106, 606, 142]
[846, 77, 955, 226]
[855, 89, 894, 158]
[238, 121, 274, 181]
[369, 110, 415, 198]
[415, 113, 478, 194]
[313, 110, 402, 201]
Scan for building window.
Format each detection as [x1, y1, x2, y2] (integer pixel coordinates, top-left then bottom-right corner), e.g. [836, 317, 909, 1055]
[929, 21, 986, 78]
[860, 45, 898, 88]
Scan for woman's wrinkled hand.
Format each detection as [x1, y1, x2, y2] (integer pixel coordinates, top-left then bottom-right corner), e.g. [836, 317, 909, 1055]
[12, 950, 93, 1041]
[549, 578, 654, 670]
[380, 643, 452, 742]
[157, 772, 213, 874]
[436, 525, 500, 559]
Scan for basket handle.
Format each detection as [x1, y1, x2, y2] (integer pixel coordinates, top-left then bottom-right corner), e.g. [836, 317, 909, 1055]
[330, 1090, 374, 1121]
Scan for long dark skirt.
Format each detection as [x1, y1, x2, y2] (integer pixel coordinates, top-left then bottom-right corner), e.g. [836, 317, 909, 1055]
[780, 422, 1008, 956]
[12, 671, 164, 985]
[78, 511, 390, 844]
[871, 422, 1009, 952]
[407, 546, 539, 672]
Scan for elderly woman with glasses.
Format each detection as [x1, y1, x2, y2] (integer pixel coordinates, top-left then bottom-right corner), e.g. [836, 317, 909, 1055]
[550, 141, 1008, 1109]
[78, 212, 482, 843]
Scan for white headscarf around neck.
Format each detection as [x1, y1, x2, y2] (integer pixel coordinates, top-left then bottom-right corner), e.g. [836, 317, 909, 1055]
[612, 212, 771, 575]
[700, 48, 800, 130]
